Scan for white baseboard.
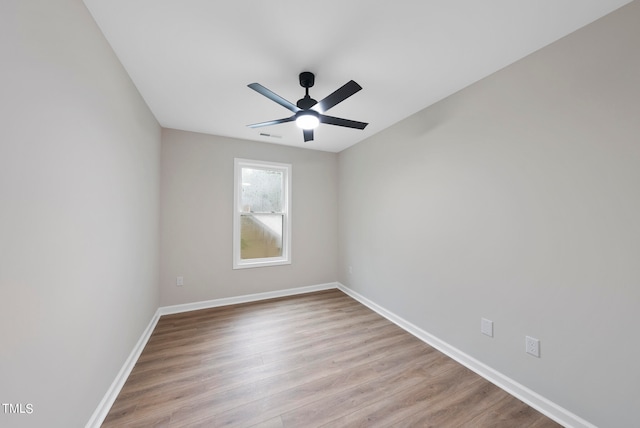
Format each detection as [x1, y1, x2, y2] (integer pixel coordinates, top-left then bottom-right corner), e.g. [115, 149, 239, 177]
[158, 282, 339, 315]
[86, 282, 338, 427]
[336, 282, 596, 428]
[85, 310, 161, 428]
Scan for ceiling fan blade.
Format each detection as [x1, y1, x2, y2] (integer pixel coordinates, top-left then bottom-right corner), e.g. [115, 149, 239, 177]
[315, 80, 362, 113]
[248, 83, 300, 113]
[303, 129, 314, 142]
[247, 116, 295, 128]
[319, 114, 368, 130]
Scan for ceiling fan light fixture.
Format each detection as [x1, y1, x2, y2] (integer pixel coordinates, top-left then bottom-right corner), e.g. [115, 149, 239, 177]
[247, 73, 367, 142]
[295, 110, 320, 130]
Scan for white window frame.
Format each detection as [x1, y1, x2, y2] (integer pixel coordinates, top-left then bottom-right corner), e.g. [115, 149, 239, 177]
[233, 158, 292, 269]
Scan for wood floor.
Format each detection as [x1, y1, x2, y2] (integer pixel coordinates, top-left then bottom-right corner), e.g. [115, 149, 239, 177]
[102, 289, 562, 427]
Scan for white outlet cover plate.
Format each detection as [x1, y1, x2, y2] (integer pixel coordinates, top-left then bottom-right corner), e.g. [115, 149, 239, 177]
[526, 336, 540, 357]
[481, 318, 493, 337]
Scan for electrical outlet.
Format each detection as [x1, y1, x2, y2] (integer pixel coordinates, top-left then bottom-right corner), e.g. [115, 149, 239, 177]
[176, 276, 184, 287]
[526, 336, 540, 357]
[481, 318, 493, 337]
[348, 266, 353, 274]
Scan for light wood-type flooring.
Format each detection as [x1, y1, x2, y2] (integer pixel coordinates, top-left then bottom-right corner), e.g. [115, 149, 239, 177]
[102, 289, 562, 427]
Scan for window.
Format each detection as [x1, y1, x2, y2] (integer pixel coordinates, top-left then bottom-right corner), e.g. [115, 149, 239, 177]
[233, 158, 291, 269]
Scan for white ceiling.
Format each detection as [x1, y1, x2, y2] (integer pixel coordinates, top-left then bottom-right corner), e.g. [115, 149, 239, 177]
[83, 0, 631, 153]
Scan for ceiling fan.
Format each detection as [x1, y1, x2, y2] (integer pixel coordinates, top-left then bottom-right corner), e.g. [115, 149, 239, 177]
[247, 72, 368, 142]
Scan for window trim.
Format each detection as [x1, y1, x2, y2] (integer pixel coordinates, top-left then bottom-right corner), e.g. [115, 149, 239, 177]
[233, 158, 292, 269]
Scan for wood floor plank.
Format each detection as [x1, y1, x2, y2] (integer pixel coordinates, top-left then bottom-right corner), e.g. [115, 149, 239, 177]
[280, 344, 446, 427]
[161, 333, 432, 426]
[102, 289, 561, 428]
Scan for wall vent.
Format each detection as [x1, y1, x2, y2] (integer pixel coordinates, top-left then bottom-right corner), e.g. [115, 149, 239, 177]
[259, 133, 282, 139]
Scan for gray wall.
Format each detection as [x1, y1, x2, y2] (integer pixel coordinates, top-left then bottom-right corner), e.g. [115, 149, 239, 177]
[160, 129, 338, 306]
[338, 2, 640, 427]
[0, 1, 161, 427]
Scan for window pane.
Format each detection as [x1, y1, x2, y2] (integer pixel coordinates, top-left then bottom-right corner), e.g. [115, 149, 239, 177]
[240, 214, 283, 259]
[241, 168, 283, 213]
